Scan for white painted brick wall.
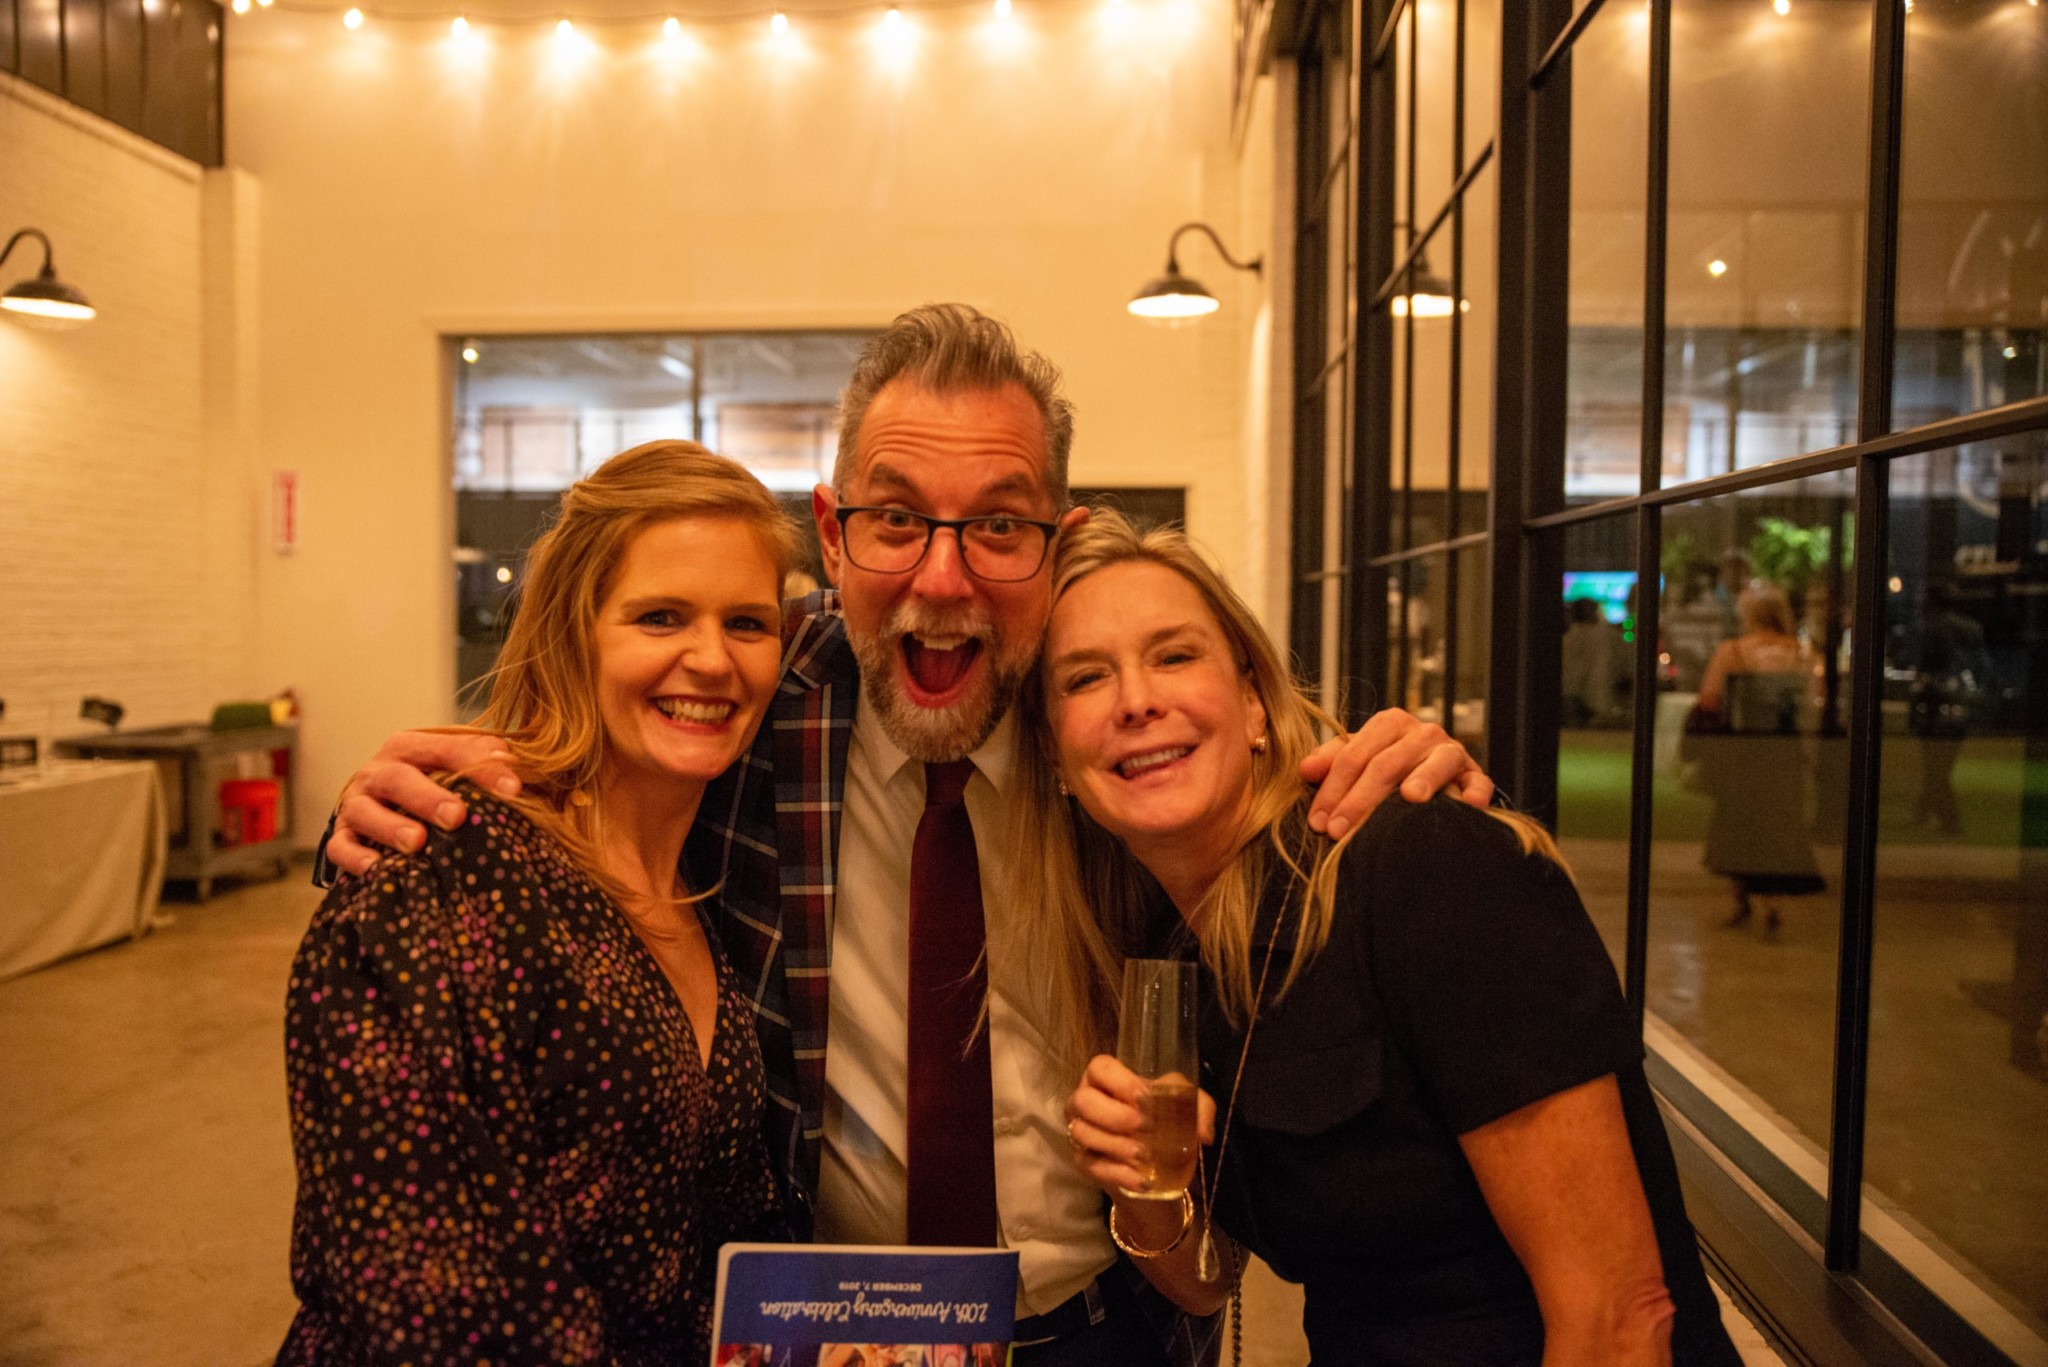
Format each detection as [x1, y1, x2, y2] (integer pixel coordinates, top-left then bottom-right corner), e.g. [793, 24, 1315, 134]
[0, 76, 254, 753]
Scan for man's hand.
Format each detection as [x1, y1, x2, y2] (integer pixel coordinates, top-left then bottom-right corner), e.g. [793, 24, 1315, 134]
[325, 730, 523, 877]
[1302, 707, 1494, 841]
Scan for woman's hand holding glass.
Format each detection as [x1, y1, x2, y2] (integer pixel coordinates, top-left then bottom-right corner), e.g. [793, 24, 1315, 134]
[1063, 1053, 1216, 1198]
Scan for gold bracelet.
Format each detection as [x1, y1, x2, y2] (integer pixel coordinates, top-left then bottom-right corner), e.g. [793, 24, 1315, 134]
[1108, 1189, 1194, 1259]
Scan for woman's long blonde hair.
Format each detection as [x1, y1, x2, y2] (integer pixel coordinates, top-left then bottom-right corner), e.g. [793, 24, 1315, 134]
[1008, 511, 1562, 1068]
[461, 440, 802, 894]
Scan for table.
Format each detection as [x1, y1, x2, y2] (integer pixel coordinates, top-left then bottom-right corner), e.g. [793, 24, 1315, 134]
[57, 724, 295, 899]
[0, 760, 169, 981]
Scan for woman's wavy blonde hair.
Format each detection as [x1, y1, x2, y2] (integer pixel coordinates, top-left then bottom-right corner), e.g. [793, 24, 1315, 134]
[459, 440, 802, 896]
[1008, 510, 1561, 1068]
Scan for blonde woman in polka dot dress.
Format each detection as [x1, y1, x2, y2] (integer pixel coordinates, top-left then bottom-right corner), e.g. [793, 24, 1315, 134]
[279, 443, 803, 1365]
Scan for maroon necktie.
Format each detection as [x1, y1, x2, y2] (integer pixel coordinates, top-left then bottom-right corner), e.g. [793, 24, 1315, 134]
[905, 759, 999, 1246]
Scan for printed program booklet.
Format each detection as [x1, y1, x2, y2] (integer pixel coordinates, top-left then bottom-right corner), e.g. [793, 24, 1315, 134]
[710, 1243, 1020, 1367]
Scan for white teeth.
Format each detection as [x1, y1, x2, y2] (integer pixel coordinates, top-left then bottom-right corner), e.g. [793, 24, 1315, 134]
[654, 698, 734, 723]
[1116, 746, 1192, 778]
[912, 633, 971, 651]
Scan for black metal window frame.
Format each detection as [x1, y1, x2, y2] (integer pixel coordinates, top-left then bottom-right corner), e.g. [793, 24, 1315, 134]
[1295, 0, 2048, 1356]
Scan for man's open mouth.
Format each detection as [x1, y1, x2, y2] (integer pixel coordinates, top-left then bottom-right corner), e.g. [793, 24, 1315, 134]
[900, 632, 985, 698]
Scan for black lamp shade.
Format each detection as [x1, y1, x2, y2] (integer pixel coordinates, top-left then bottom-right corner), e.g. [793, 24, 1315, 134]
[1128, 270, 1221, 320]
[2, 265, 96, 327]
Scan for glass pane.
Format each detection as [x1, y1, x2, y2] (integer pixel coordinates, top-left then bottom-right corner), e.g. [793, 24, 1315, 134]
[1649, 472, 1856, 1181]
[1564, 0, 1650, 502]
[1458, 160, 1499, 510]
[1388, 554, 1450, 722]
[1663, 329, 1860, 484]
[1395, 280, 1456, 550]
[1665, 0, 1870, 480]
[1559, 516, 1640, 976]
[1413, 0, 1458, 225]
[1867, 438, 2048, 1350]
[1464, 0, 1499, 164]
[1328, 55, 1353, 367]
[1894, 1, 2048, 429]
[1393, 5, 1414, 238]
[1451, 543, 1490, 760]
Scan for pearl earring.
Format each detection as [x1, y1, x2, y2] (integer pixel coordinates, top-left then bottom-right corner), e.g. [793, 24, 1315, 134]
[1057, 776, 1071, 796]
[1251, 735, 1269, 755]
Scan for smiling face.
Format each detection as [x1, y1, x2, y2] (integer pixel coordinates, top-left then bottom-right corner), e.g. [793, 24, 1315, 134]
[592, 515, 785, 798]
[816, 378, 1082, 762]
[1043, 559, 1269, 881]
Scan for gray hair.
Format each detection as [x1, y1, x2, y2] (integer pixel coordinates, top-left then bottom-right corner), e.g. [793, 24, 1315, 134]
[834, 303, 1076, 507]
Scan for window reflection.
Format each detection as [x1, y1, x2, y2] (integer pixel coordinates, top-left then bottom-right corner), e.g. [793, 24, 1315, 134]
[1648, 474, 1855, 1173]
[1664, 0, 1871, 476]
[1557, 517, 1639, 975]
[1894, 0, 2048, 427]
[1868, 439, 2048, 1341]
[1563, 0, 1649, 500]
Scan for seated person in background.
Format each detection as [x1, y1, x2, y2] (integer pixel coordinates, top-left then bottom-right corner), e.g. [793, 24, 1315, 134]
[280, 442, 798, 1365]
[1034, 514, 1742, 1365]
[1692, 581, 1825, 933]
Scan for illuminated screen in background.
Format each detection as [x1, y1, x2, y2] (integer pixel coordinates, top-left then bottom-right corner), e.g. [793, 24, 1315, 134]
[1562, 570, 1638, 625]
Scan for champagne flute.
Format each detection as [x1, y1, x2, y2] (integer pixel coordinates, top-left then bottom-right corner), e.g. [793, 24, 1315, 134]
[1114, 957, 1199, 1200]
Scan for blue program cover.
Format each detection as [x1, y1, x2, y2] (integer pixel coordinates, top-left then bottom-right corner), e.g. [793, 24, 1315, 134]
[710, 1244, 1020, 1367]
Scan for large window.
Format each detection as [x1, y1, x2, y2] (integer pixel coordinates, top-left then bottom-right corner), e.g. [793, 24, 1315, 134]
[1309, 0, 2048, 1354]
[449, 330, 872, 704]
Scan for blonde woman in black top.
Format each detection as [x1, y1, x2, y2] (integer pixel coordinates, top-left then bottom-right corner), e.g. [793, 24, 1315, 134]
[1012, 512, 1741, 1366]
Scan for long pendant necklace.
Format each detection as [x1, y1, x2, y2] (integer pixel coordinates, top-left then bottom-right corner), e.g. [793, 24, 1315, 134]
[1191, 906, 1287, 1367]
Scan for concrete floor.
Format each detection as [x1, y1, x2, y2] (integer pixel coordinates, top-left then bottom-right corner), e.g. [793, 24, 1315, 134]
[0, 872, 1784, 1366]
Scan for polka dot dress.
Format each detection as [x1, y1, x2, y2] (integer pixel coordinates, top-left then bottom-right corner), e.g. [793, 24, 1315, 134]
[277, 783, 779, 1366]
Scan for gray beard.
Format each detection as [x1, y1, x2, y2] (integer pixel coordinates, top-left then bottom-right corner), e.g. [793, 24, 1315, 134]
[848, 617, 1033, 765]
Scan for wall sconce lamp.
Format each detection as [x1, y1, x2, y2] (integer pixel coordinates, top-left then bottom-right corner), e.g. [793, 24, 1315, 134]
[1128, 222, 1263, 320]
[1, 228, 97, 327]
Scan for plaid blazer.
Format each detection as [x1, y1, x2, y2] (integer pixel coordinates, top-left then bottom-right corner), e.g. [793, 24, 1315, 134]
[684, 591, 1220, 1367]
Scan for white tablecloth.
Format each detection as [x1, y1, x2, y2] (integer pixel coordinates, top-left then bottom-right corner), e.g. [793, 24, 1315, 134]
[0, 760, 168, 981]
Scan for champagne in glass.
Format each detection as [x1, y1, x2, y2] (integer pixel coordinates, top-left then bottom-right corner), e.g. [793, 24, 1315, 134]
[1115, 958, 1199, 1200]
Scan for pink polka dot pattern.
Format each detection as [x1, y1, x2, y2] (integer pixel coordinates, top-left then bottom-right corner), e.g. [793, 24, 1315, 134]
[277, 783, 778, 1365]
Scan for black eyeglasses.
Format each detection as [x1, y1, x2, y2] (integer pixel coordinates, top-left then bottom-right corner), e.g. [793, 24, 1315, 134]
[834, 507, 1061, 583]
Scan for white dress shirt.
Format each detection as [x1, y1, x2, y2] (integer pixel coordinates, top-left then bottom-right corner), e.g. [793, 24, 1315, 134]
[815, 697, 1116, 1317]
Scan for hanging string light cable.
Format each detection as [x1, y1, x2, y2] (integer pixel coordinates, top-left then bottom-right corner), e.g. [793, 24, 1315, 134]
[250, 0, 1038, 31]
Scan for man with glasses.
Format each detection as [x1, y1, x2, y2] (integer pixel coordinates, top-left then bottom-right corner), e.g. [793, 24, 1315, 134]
[320, 304, 1493, 1365]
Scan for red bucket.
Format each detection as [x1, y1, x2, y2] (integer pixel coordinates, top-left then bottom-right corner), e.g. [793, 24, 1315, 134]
[219, 778, 280, 846]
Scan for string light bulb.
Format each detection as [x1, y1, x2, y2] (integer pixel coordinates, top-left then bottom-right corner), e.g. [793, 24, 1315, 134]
[342, 6, 363, 27]
[995, 0, 1012, 14]
[230, 0, 249, 13]
[1708, 259, 1729, 277]
[771, 10, 790, 34]
[663, 15, 681, 37]
[450, 14, 467, 34]
[884, 4, 904, 28]
[556, 17, 575, 39]
[1773, 0, 1789, 13]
